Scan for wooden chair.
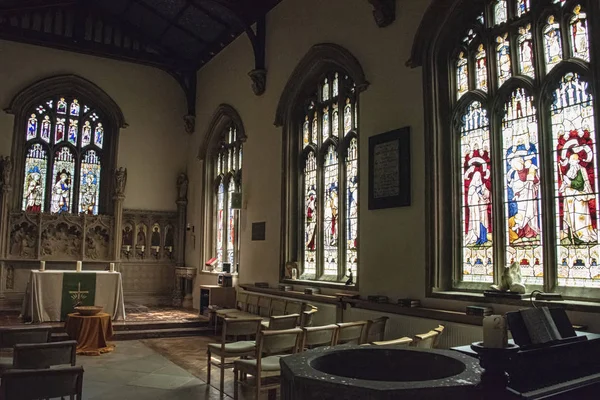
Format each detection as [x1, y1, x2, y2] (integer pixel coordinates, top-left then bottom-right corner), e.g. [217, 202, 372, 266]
[335, 321, 369, 345]
[263, 314, 300, 331]
[257, 297, 272, 317]
[233, 328, 303, 400]
[246, 295, 260, 314]
[300, 305, 318, 328]
[207, 317, 262, 392]
[0, 366, 84, 400]
[372, 337, 413, 346]
[270, 299, 287, 316]
[0, 327, 52, 349]
[13, 341, 77, 369]
[302, 325, 338, 350]
[411, 325, 445, 349]
[364, 316, 389, 344]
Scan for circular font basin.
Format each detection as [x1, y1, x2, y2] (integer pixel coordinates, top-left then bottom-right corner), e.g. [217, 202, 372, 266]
[309, 348, 467, 382]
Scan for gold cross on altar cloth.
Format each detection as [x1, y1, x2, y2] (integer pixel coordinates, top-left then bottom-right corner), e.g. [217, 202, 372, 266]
[69, 282, 89, 305]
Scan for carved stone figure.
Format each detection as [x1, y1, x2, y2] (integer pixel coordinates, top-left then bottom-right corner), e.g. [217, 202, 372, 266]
[136, 226, 146, 246]
[249, 69, 267, 96]
[177, 173, 189, 201]
[10, 224, 34, 258]
[86, 236, 98, 259]
[114, 167, 127, 196]
[490, 262, 527, 294]
[1, 156, 12, 188]
[122, 225, 133, 246]
[6, 265, 14, 290]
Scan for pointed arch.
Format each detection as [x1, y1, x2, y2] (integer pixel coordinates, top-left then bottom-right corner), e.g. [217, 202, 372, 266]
[197, 104, 246, 161]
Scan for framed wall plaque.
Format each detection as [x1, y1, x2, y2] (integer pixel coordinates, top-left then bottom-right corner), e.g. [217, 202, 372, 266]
[251, 221, 266, 241]
[368, 127, 411, 209]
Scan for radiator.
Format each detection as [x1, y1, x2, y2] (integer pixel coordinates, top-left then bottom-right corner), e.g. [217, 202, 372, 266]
[343, 307, 482, 349]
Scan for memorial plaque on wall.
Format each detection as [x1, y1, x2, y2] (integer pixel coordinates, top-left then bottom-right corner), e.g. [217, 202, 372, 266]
[368, 127, 411, 209]
[251, 222, 266, 241]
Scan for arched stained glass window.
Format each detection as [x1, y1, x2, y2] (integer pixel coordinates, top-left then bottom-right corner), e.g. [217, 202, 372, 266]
[21, 95, 107, 215]
[299, 72, 359, 282]
[445, 0, 600, 295]
[213, 126, 242, 271]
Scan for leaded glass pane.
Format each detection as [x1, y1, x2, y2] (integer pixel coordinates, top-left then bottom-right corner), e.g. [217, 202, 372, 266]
[94, 123, 104, 149]
[461, 101, 493, 282]
[55, 118, 65, 144]
[303, 116, 310, 148]
[238, 145, 243, 170]
[553, 0, 566, 6]
[324, 146, 339, 275]
[494, 0, 507, 26]
[82, 121, 92, 147]
[475, 44, 488, 92]
[216, 182, 225, 269]
[57, 98, 67, 114]
[551, 73, 600, 287]
[68, 119, 78, 146]
[496, 33, 512, 86]
[456, 51, 469, 100]
[570, 5, 590, 62]
[518, 24, 535, 79]
[346, 137, 358, 280]
[22, 144, 47, 212]
[322, 78, 330, 102]
[50, 147, 75, 214]
[322, 107, 330, 142]
[333, 73, 339, 98]
[312, 113, 318, 143]
[344, 99, 352, 134]
[79, 150, 101, 215]
[516, 0, 530, 18]
[544, 16, 563, 73]
[40, 116, 51, 143]
[27, 114, 38, 141]
[70, 99, 80, 116]
[502, 88, 543, 285]
[303, 152, 317, 277]
[227, 179, 235, 264]
[332, 104, 339, 137]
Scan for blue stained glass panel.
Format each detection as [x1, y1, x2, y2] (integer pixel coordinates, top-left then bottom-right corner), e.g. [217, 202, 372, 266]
[22, 144, 47, 212]
[50, 147, 75, 214]
[79, 150, 101, 215]
[27, 114, 38, 141]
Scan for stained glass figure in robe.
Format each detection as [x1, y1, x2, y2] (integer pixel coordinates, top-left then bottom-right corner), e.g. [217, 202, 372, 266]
[82, 121, 92, 147]
[503, 88, 543, 284]
[322, 107, 330, 142]
[456, 51, 469, 99]
[324, 146, 339, 275]
[68, 120, 78, 146]
[496, 33, 512, 86]
[475, 44, 488, 92]
[22, 144, 47, 212]
[50, 147, 74, 214]
[70, 99, 80, 116]
[216, 182, 225, 269]
[304, 152, 317, 276]
[517, 0, 530, 17]
[333, 73, 339, 98]
[570, 5, 590, 62]
[332, 104, 339, 137]
[57, 98, 67, 114]
[322, 78, 330, 102]
[94, 123, 104, 148]
[55, 118, 65, 144]
[79, 150, 101, 215]
[40, 116, 51, 143]
[346, 137, 358, 280]
[227, 179, 235, 264]
[544, 16, 563, 72]
[344, 99, 352, 134]
[518, 24, 535, 79]
[27, 114, 37, 141]
[551, 73, 600, 287]
[494, 0, 507, 26]
[461, 101, 494, 282]
[312, 114, 318, 143]
[303, 116, 310, 147]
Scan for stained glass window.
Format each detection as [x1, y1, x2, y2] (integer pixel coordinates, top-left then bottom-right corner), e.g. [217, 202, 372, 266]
[496, 33, 512, 86]
[456, 51, 469, 99]
[475, 44, 488, 92]
[50, 147, 75, 214]
[544, 15, 563, 73]
[298, 72, 359, 282]
[516, 0, 530, 18]
[461, 101, 493, 282]
[79, 150, 101, 215]
[213, 125, 243, 271]
[569, 5, 590, 62]
[21, 95, 107, 214]
[94, 123, 104, 148]
[552, 73, 600, 287]
[494, 0, 507, 26]
[518, 24, 535, 79]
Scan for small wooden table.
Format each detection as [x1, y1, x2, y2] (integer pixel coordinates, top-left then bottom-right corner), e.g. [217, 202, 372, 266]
[65, 312, 115, 356]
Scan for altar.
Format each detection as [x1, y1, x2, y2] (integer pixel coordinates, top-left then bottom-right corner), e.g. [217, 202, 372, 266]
[21, 270, 126, 323]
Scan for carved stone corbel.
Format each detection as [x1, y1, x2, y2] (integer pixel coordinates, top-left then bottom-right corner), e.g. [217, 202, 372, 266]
[183, 114, 196, 135]
[369, 0, 396, 28]
[246, 16, 267, 96]
[248, 69, 267, 96]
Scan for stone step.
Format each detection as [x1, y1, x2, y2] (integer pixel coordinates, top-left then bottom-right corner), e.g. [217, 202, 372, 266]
[52, 326, 213, 341]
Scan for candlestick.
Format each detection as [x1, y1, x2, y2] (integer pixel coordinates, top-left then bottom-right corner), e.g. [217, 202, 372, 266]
[39, 260, 46, 271]
[483, 315, 508, 348]
[109, 263, 115, 272]
[76, 261, 82, 272]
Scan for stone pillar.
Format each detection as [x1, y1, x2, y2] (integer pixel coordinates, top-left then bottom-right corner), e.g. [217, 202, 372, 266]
[112, 167, 127, 266]
[0, 156, 13, 259]
[175, 173, 188, 267]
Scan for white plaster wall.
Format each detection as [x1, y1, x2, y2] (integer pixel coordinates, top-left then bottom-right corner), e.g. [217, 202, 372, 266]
[0, 39, 188, 211]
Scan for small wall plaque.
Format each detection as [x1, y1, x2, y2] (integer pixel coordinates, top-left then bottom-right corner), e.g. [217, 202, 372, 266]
[251, 222, 266, 241]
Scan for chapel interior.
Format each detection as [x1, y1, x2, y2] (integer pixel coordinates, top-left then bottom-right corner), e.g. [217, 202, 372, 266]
[1, 0, 600, 399]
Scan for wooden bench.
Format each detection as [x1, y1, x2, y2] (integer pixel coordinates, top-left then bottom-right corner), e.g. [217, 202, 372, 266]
[215, 291, 318, 329]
